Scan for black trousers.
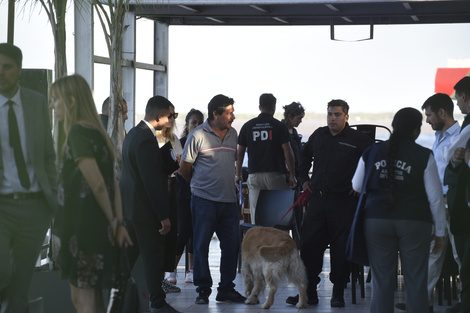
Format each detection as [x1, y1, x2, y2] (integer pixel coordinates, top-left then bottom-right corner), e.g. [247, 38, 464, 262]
[163, 177, 178, 272]
[454, 233, 470, 313]
[129, 220, 167, 309]
[175, 196, 193, 256]
[300, 195, 357, 290]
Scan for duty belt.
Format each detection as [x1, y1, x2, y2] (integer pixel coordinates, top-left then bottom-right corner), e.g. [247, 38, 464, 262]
[312, 189, 350, 200]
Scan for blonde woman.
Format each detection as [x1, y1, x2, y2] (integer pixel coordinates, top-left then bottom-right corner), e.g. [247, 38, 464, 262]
[155, 104, 183, 291]
[50, 74, 132, 313]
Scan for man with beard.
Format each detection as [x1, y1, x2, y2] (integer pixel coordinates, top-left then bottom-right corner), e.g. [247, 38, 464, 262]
[0, 42, 57, 313]
[395, 93, 460, 313]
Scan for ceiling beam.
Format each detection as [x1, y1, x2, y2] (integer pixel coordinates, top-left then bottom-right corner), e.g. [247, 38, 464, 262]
[206, 16, 225, 23]
[250, 5, 269, 13]
[178, 5, 200, 13]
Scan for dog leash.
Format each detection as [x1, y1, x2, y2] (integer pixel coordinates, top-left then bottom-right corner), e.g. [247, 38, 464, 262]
[273, 189, 311, 227]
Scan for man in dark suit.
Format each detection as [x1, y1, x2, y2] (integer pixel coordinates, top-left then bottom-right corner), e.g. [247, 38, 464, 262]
[0, 43, 57, 313]
[120, 95, 180, 313]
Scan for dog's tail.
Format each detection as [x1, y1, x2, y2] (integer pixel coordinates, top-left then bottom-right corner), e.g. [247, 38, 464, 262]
[286, 250, 308, 289]
[258, 238, 296, 262]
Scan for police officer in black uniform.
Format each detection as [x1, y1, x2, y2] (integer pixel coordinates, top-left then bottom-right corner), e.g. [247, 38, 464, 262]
[286, 99, 373, 308]
[236, 93, 296, 223]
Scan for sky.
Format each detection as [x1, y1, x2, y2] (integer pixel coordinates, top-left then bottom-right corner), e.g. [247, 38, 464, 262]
[1, 1, 470, 120]
[167, 23, 470, 115]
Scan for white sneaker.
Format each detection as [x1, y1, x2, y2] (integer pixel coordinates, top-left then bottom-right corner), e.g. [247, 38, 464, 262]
[165, 270, 177, 284]
[185, 269, 193, 283]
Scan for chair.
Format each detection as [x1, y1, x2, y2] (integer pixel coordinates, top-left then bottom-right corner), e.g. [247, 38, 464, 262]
[237, 189, 296, 273]
[435, 242, 460, 306]
[350, 124, 391, 142]
[350, 263, 366, 304]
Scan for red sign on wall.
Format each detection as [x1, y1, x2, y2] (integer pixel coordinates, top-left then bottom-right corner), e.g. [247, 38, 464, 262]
[435, 68, 470, 97]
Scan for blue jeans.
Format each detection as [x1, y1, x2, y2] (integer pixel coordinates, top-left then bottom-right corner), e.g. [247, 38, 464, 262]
[191, 195, 239, 293]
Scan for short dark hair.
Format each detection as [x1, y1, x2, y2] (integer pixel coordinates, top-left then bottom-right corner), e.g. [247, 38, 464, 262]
[102, 96, 128, 115]
[454, 76, 470, 97]
[0, 43, 22, 67]
[102, 97, 110, 115]
[259, 93, 276, 110]
[327, 99, 349, 115]
[145, 95, 172, 118]
[208, 94, 234, 121]
[421, 93, 454, 117]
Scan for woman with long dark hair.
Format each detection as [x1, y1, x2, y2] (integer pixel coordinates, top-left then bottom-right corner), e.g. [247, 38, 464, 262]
[352, 107, 446, 313]
[281, 102, 305, 182]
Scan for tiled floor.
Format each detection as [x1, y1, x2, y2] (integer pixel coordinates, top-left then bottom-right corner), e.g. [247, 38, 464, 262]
[163, 237, 458, 313]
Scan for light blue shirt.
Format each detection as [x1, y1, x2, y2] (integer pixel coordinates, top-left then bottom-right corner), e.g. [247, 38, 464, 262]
[432, 121, 460, 194]
[0, 87, 40, 193]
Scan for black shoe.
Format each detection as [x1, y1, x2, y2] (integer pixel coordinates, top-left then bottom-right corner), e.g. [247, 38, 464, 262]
[286, 292, 319, 306]
[215, 289, 246, 303]
[330, 296, 345, 307]
[331, 284, 345, 307]
[195, 290, 210, 304]
[396, 303, 434, 313]
[286, 295, 298, 305]
[395, 303, 406, 311]
[151, 303, 181, 313]
[445, 302, 461, 313]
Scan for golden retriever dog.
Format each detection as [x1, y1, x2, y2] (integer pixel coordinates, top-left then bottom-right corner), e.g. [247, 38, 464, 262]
[241, 227, 308, 309]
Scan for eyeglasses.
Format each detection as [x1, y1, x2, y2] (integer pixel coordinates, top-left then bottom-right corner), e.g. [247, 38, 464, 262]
[168, 112, 179, 119]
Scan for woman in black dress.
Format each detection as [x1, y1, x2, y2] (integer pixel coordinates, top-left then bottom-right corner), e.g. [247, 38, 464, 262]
[50, 74, 132, 313]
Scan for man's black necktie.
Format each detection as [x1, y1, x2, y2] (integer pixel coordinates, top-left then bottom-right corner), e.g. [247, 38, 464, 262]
[7, 100, 31, 189]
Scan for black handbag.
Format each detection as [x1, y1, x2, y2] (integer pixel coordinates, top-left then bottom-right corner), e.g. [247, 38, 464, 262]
[160, 141, 180, 175]
[345, 144, 379, 266]
[107, 246, 140, 313]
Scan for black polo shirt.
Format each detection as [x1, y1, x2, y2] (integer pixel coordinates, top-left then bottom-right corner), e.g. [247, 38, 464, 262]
[238, 113, 290, 174]
[299, 123, 374, 194]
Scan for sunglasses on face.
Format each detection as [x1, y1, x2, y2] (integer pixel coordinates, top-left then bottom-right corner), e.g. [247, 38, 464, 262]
[168, 112, 179, 119]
